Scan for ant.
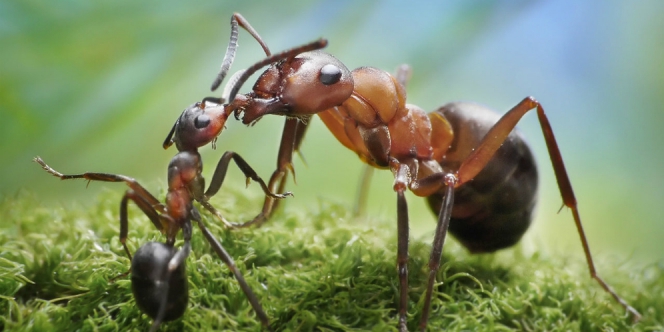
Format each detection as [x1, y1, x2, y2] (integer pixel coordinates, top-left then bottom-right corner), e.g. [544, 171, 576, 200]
[33, 149, 287, 330]
[168, 13, 642, 332]
[33, 143, 287, 330]
[33, 17, 292, 331]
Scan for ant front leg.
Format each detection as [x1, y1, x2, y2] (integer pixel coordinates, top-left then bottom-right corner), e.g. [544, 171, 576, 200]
[455, 97, 642, 321]
[200, 150, 294, 228]
[33, 157, 168, 259]
[34, 157, 164, 213]
[245, 117, 309, 227]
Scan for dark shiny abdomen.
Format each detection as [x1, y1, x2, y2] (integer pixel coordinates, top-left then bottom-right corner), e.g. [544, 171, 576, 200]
[427, 102, 538, 253]
[131, 242, 188, 321]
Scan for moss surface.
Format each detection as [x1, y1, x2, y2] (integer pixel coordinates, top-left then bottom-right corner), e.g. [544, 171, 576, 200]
[1, 190, 662, 331]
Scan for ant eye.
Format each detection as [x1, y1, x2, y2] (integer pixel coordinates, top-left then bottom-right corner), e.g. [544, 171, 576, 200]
[319, 64, 342, 85]
[194, 114, 210, 129]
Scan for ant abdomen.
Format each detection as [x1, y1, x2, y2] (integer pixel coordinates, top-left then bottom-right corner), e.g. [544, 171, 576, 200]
[131, 242, 188, 322]
[429, 102, 539, 253]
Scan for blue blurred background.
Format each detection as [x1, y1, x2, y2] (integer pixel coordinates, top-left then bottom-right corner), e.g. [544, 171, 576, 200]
[2, 1, 663, 263]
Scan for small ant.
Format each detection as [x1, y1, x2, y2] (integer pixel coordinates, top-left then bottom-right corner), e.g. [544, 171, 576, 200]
[33, 149, 287, 330]
[33, 17, 291, 330]
[33, 144, 287, 330]
[167, 13, 642, 331]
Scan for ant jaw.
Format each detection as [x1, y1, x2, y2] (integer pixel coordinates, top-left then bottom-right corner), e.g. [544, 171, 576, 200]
[244, 112, 311, 128]
[238, 97, 287, 125]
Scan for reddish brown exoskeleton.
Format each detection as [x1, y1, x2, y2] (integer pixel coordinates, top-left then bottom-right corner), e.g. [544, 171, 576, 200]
[166, 13, 642, 332]
[34, 17, 291, 330]
[34, 141, 288, 331]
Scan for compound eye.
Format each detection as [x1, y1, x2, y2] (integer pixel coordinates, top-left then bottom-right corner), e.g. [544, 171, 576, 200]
[319, 64, 342, 85]
[194, 114, 211, 129]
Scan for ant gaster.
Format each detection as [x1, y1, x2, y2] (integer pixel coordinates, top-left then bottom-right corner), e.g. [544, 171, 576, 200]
[34, 16, 292, 331]
[167, 13, 642, 332]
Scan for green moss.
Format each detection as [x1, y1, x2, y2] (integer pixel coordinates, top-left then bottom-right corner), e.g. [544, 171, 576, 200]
[1, 190, 662, 331]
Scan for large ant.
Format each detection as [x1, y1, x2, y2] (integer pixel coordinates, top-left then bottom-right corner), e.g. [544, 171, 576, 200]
[165, 13, 642, 331]
[33, 18, 291, 329]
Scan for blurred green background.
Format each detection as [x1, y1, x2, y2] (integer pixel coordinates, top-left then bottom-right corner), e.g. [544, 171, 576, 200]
[2, 1, 663, 264]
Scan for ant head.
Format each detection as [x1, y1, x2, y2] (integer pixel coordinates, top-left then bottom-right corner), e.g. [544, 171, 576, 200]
[238, 49, 354, 125]
[163, 101, 229, 151]
[278, 50, 354, 115]
[224, 39, 354, 124]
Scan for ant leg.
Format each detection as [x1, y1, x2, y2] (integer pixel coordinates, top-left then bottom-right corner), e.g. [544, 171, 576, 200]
[33, 157, 167, 247]
[395, 167, 458, 331]
[243, 118, 308, 227]
[193, 217, 271, 330]
[33, 157, 171, 270]
[201, 150, 294, 228]
[391, 161, 411, 332]
[204, 151, 293, 200]
[455, 97, 641, 321]
[110, 190, 167, 283]
[117, 190, 159, 259]
[273, 117, 308, 202]
[395, 190, 410, 332]
[353, 166, 374, 216]
[33, 157, 166, 215]
[415, 173, 456, 331]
